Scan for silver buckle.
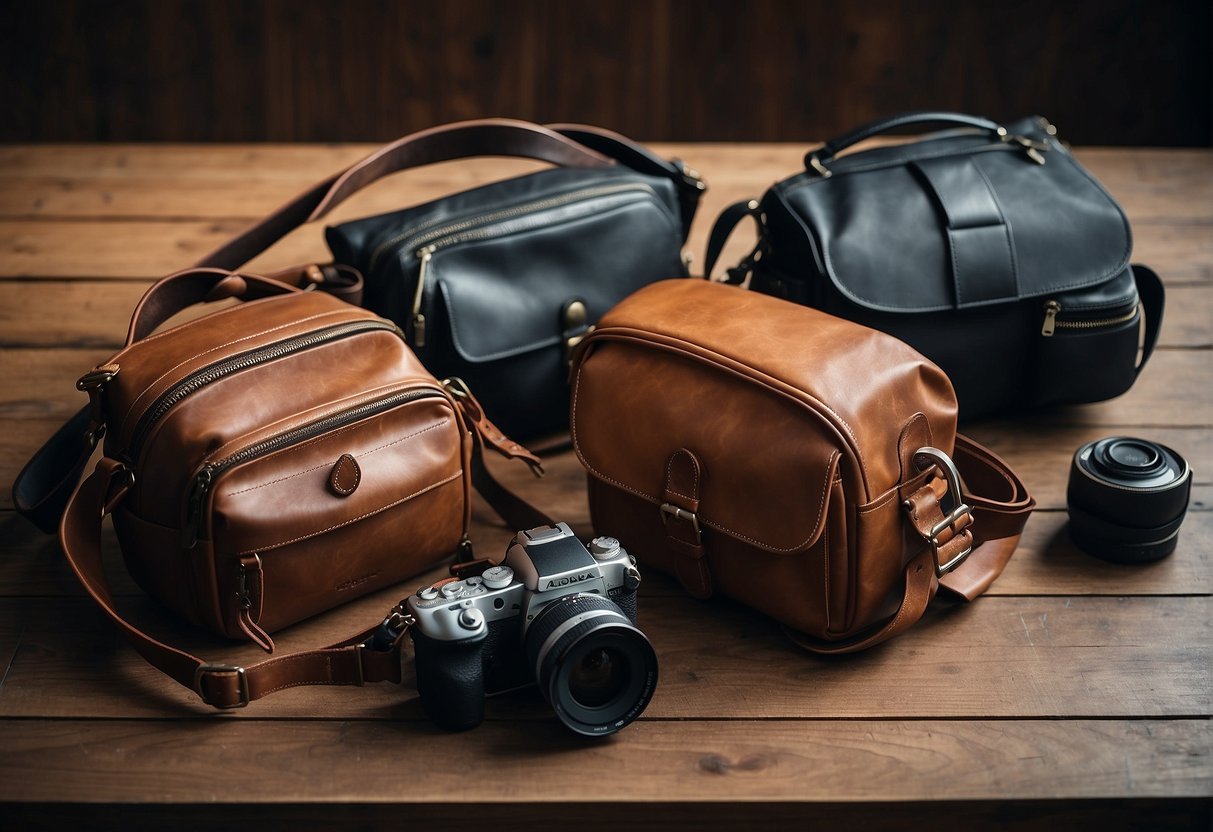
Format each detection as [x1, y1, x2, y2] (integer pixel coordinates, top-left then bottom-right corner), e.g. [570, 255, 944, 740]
[660, 503, 701, 546]
[194, 663, 249, 709]
[907, 447, 973, 577]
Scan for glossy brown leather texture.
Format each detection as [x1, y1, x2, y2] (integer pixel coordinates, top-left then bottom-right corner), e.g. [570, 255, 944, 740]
[54, 267, 545, 708]
[570, 279, 1034, 652]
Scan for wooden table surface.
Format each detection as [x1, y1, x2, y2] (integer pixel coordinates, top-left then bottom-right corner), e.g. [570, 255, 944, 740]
[0, 143, 1209, 830]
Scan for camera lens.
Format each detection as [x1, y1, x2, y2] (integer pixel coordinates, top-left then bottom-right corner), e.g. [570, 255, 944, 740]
[1067, 437, 1192, 563]
[568, 646, 630, 708]
[525, 594, 658, 736]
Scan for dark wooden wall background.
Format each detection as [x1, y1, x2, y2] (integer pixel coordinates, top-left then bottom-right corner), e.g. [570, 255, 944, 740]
[2, 0, 1210, 146]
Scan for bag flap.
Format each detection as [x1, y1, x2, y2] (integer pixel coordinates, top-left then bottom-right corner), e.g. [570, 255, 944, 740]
[573, 334, 842, 555]
[573, 280, 959, 507]
[431, 194, 685, 363]
[773, 120, 1132, 312]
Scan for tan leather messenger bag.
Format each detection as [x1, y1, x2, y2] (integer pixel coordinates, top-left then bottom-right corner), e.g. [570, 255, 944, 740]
[570, 279, 1035, 652]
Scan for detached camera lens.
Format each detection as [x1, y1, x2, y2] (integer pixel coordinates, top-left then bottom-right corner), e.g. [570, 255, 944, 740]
[525, 594, 658, 736]
[1067, 437, 1192, 563]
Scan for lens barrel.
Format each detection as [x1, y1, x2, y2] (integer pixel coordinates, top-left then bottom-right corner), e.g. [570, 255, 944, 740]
[1067, 437, 1192, 563]
[525, 593, 657, 736]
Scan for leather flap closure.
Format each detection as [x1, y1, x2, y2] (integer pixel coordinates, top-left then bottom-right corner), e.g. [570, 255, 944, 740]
[775, 122, 1132, 312]
[433, 196, 684, 363]
[573, 336, 841, 555]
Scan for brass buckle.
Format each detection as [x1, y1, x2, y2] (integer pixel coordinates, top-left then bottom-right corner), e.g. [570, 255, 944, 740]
[660, 503, 701, 546]
[442, 377, 471, 401]
[194, 663, 250, 709]
[907, 447, 973, 577]
[76, 364, 119, 391]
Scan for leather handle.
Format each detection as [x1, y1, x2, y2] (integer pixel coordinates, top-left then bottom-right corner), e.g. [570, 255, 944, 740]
[809, 111, 1003, 168]
[124, 268, 304, 346]
[703, 198, 765, 282]
[1132, 264, 1165, 376]
[60, 459, 407, 709]
[787, 433, 1034, 655]
[196, 119, 613, 273]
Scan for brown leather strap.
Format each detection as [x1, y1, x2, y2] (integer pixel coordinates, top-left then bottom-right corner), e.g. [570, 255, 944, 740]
[197, 118, 613, 272]
[445, 380, 553, 534]
[661, 448, 712, 599]
[60, 458, 407, 709]
[787, 432, 1033, 654]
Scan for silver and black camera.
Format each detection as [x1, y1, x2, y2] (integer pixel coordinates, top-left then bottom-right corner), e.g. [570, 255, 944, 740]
[407, 523, 657, 736]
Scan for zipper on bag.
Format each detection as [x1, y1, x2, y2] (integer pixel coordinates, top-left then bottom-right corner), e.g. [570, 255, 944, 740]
[128, 319, 401, 462]
[365, 183, 663, 347]
[1040, 299, 1139, 337]
[181, 386, 445, 548]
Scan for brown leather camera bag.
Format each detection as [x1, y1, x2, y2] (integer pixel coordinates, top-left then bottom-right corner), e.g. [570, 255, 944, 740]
[570, 280, 1035, 652]
[11, 119, 622, 708]
[16, 267, 547, 708]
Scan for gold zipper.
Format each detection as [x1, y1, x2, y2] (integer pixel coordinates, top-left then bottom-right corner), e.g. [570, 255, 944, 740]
[395, 183, 659, 348]
[1041, 300, 1138, 337]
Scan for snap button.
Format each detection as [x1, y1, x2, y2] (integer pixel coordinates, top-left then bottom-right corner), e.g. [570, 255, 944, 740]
[328, 453, 361, 497]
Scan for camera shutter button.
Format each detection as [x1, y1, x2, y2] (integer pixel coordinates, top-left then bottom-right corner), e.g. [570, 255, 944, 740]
[417, 586, 439, 601]
[589, 536, 620, 559]
[458, 608, 484, 630]
[482, 566, 513, 589]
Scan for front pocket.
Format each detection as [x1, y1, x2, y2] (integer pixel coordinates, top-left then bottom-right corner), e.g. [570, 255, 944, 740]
[1034, 302, 1141, 405]
[197, 388, 468, 638]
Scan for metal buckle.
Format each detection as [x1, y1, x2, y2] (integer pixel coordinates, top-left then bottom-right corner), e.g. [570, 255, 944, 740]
[442, 377, 471, 401]
[76, 364, 119, 391]
[907, 447, 973, 577]
[194, 663, 249, 709]
[808, 153, 832, 178]
[660, 502, 701, 546]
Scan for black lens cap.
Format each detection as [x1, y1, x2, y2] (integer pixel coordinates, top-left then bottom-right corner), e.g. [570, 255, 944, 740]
[1067, 437, 1192, 564]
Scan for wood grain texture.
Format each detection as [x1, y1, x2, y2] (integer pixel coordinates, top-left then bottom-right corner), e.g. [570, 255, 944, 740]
[0, 594, 1206, 720]
[0, 143, 1207, 821]
[0, 719, 1207, 804]
[3, 0, 1209, 146]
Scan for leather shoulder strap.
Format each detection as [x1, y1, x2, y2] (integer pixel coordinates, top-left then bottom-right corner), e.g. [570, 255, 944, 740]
[1132, 264, 1165, 376]
[786, 434, 1034, 654]
[199, 119, 613, 272]
[61, 458, 408, 709]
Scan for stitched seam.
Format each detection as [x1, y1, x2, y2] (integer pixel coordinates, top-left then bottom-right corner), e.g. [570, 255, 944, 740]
[664, 450, 700, 502]
[573, 353, 842, 553]
[440, 199, 676, 363]
[236, 471, 461, 554]
[204, 381, 433, 463]
[223, 420, 448, 496]
[329, 455, 361, 495]
[786, 145, 1129, 309]
[972, 160, 1020, 297]
[118, 309, 354, 433]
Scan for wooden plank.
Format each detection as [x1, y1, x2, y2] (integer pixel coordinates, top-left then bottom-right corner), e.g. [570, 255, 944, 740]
[4, 278, 1210, 350]
[991, 507, 1211, 596]
[0, 719, 1206, 807]
[0, 594, 1205, 719]
[963, 424, 1212, 509]
[4, 485, 1207, 601]
[1, 144, 1208, 223]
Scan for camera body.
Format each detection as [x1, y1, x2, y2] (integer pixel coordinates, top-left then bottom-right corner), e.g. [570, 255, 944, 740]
[408, 523, 656, 736]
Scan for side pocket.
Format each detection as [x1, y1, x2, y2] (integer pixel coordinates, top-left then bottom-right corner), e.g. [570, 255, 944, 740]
[1034, 310, 1141, 406]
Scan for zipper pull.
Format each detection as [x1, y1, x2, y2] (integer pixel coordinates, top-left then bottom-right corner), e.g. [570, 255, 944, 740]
[1041, 300, 1061, 336]
[412, 246, 434, 348]
[236, 554, 274, 653]
[182, 465, 213, 549]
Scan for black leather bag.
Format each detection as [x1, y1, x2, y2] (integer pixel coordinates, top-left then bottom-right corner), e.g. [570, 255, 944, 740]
[325, 120, 704, 441]
[705, 111, 1165, 419]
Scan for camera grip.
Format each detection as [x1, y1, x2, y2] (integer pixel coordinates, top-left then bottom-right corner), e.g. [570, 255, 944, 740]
[411, 629, 487, 731]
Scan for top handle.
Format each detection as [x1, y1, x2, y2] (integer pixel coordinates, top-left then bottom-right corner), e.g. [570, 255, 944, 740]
[806, 111, 1003, 175]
